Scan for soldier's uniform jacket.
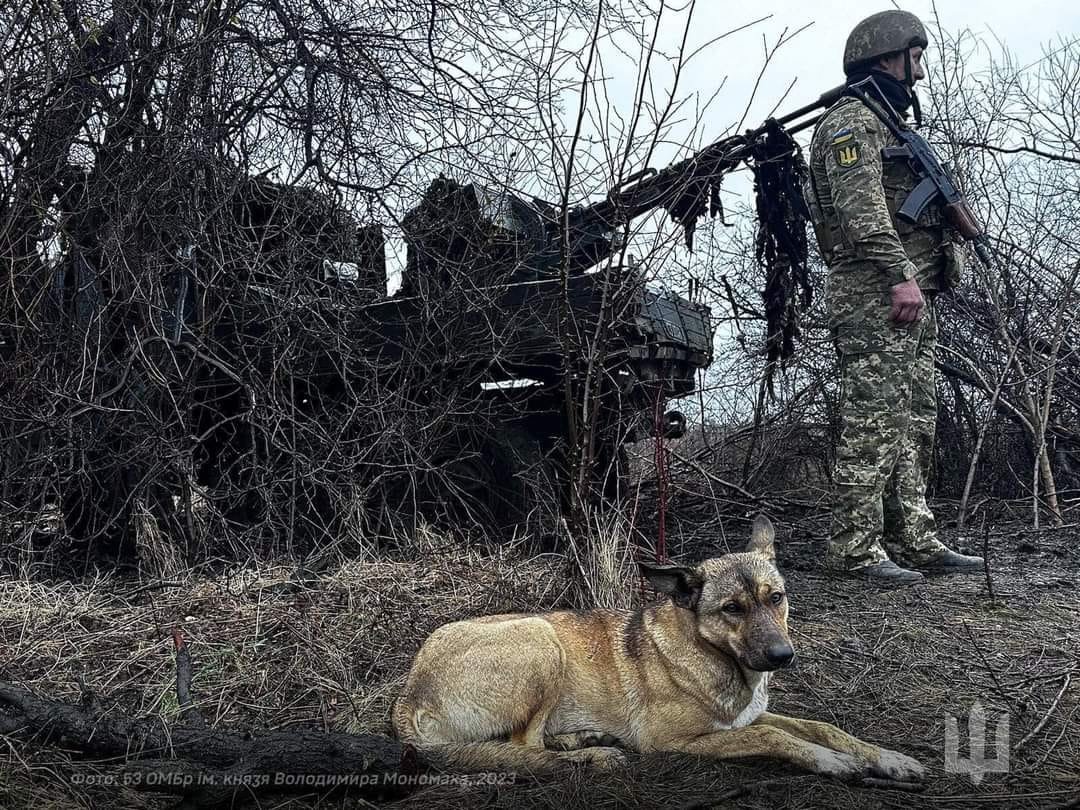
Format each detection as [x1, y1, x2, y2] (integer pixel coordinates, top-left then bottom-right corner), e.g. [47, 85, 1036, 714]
[806, 94, 962, 292]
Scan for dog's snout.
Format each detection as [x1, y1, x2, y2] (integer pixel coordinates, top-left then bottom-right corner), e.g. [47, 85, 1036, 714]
[765, 642, 794, 668]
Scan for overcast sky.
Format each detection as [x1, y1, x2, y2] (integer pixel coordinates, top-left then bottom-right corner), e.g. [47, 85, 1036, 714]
[702, 0, 1080, 105]
[577, 1, 1080, 167]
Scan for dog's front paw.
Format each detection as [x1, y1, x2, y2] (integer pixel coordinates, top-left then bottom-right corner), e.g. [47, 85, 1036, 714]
[809, 746, 866, 779]
[872, 748, 925, 782]
[559, 745, 627, 770]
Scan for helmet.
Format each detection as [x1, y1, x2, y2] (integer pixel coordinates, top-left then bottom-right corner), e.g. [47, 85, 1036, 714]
[843, 10, 928, 75]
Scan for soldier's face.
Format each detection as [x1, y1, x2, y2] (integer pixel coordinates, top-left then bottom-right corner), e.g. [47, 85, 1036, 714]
[909, 47, 926, 82]
[879, 46, 926, 86]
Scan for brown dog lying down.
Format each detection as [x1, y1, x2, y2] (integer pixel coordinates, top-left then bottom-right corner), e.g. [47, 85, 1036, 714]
[393, 516, 924, 781]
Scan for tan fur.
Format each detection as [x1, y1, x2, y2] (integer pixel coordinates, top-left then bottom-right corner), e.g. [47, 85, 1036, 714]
[393, 516, 925, 782]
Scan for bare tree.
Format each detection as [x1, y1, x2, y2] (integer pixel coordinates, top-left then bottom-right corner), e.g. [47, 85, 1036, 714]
[927, 28, 1080, 526]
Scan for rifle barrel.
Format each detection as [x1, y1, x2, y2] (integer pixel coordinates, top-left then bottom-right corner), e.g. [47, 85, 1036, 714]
[785, 114, 823, 137]
[741, 83, 844, 143]
[773, 84, 846, 127]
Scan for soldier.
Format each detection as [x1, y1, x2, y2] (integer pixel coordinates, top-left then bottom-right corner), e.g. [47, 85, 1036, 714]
[805, 10, 984, 584]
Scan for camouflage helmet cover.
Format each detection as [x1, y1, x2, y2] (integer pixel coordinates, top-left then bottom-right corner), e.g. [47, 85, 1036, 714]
[843, 10, 928, 74]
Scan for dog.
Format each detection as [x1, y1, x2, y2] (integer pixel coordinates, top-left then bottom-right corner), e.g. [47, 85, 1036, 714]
[392, 516, 925, 781]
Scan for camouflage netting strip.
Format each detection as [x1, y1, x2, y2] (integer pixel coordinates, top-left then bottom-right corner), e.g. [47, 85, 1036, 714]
[750, 121, 813, 373]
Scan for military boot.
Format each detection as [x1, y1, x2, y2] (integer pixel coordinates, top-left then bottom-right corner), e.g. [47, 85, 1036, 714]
[826, 557, 925, 585]
[909, 548, 984, 575]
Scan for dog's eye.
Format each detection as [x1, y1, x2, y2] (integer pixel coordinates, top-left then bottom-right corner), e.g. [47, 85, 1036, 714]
[721, 601, 743, 614]
[770, 592, 785, 605]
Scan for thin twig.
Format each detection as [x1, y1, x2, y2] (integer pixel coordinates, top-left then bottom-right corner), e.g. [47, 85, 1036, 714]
[1014, 673, 1072, 754]
[1028, 705, 1078, 773]
[962, 619, 1015, 712]
[128, 580, 187, 598]
[858, 777, 926, 792]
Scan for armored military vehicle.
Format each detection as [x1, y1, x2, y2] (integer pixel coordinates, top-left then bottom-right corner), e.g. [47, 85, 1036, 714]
[206, 172, 711, 543]
[41, 165, 712, 548]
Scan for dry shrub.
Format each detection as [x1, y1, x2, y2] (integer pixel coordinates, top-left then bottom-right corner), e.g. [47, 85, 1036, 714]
[563, 509, 641, 611]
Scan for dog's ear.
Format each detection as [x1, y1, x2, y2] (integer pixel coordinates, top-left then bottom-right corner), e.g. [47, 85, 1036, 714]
[746, 514, 776, 560]
[639, 562, 704, 610]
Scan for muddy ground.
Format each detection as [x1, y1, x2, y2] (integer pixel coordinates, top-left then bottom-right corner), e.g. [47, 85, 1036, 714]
[1, 505, 1078, 809]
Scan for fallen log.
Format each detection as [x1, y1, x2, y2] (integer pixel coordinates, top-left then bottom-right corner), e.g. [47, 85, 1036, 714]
[0, 632, 444, 807]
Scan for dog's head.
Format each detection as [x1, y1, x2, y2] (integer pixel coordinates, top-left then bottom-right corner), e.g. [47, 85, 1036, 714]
[640, 515, 794, 672]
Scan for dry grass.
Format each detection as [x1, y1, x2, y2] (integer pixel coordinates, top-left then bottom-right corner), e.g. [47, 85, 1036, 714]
[562, 510, 641, 610]
[1, 508, 1079, 810]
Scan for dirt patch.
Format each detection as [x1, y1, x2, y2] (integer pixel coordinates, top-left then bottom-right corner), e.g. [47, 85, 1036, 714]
[1, 515, 1078, 809]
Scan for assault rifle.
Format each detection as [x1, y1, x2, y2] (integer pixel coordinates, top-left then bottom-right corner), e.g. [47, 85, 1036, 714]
[846, 81, 996, 269]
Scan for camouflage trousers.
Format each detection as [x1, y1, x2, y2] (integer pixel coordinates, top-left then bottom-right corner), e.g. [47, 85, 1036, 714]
[827, 284, 948, 570]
